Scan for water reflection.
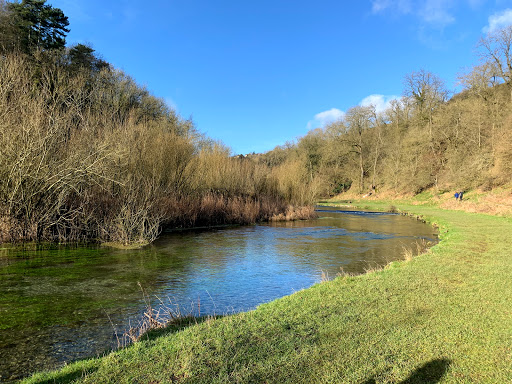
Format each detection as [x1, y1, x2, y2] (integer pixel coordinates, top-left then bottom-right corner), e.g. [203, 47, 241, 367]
[0, 207, 437, 382]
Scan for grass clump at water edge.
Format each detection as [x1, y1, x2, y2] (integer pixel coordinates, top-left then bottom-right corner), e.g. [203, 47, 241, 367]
[22, 204, 512, 383]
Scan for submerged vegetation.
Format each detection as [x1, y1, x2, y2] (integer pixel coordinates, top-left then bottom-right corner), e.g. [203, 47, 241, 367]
[21, 202, 512, 383]
[0, 1, 316, 245]
[1, 2, 512, 382]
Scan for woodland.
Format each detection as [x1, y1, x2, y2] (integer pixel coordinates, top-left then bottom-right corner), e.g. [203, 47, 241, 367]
[254, 46, 512, 200]
[0, 0, 315, 245]
[1, 0, 512, 244]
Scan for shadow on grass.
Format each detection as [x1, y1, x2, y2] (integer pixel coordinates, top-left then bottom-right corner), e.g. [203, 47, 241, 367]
[363, 358, 451, 384]
[28, 316, 221, 384]
[29, 367, 98, 384]
[138, 314, 224, 342]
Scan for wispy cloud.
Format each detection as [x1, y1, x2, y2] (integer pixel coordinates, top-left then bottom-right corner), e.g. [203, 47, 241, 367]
[467, 0, 485, 9]
[165, 97, 178, 111]
[483, 9, 512, 34]
[419, 0, 455, 27]
[371, 0, 412, 15]
[307, 108, 345, 129]
[371, 0, 484, 29]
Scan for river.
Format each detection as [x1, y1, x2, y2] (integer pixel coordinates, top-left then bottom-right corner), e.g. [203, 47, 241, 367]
[0, 207, 437, 382]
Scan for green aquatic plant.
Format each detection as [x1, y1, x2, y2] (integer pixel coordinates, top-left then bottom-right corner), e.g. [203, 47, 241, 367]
[20, 205, 512, 383]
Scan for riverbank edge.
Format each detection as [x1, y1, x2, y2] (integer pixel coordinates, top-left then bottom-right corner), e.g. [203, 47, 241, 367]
[21, 200, 512, 383]
[0, 205, 318, 251]
[100, 206, 319, 249]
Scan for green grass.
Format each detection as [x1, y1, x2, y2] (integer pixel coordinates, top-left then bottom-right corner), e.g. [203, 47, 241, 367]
[22, 202, 512, 383]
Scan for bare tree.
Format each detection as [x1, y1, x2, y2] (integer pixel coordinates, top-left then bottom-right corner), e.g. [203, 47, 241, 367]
[458, 63, 503, 151]
[478, 25, 512, 100]
[458, 63, 500, 101]
[344, 106, 374, 193]
[403, 69, 448, 137]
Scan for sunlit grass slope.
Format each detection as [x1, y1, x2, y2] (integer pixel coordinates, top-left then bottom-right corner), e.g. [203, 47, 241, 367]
[23, 203, 512, 383]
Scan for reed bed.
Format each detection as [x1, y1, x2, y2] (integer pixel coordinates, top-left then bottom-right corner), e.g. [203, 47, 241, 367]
[0, 52, 317, 246]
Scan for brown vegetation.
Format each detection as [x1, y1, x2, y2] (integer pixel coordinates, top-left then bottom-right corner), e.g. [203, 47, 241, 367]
[438, 188, 512, 216]
[251, 26, 512, 202]
[121, 284, 204, 346]
[0, 52, 315, 245]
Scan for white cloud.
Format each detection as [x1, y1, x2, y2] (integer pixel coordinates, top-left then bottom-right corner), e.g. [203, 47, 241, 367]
[483, 9, 512, 34]
[467, 0, 484, 9]
[359, 94, 400, 114]
[372, 0, 389, 13]
[419, 0, 455, 27]
[315, 108, 345, 123]
[307, 108, 345, 129]
[371, 0, 412, 15]
[371, 0, 467, 28]
[308, 94, 400, 129]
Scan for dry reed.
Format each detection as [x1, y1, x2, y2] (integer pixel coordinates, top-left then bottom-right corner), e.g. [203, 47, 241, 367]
[122, 283, 202, 346]
[0, 52, 317, 245]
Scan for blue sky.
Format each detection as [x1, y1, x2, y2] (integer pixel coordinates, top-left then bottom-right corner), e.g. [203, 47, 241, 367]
[50, 0, 512, 154]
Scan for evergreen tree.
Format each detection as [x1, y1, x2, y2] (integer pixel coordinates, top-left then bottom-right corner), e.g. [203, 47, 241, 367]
[68, 43, 110, 72]
[0, 0, 69, 54]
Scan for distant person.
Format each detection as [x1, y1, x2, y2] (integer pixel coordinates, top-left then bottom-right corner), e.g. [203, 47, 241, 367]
[454, 192, 459, 200]
[459, 191, 464, 201]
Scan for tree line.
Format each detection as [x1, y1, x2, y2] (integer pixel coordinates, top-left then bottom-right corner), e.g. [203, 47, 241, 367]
[3, 0, 511, 244]
[251, 25, 512, 199]
[0, 0, 315, 245]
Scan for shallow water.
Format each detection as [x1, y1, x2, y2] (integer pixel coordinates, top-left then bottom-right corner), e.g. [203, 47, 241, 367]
[0, 207, 437, 382]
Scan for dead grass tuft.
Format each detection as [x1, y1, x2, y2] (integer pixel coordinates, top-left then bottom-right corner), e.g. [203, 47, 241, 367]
[402, 245, 414, 261]
[121, 283, 201, 346]
[402, 239, 430, 262]
[270, 205, 317, 222]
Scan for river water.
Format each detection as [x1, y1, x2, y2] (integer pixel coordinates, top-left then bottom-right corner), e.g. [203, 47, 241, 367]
[0, 207, 437, 382]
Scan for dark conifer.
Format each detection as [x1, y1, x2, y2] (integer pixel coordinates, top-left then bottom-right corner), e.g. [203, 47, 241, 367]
[0, 0, 69, 54]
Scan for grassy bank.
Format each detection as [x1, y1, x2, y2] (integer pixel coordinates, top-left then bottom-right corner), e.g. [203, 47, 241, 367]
[23, 202, 512, 383]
